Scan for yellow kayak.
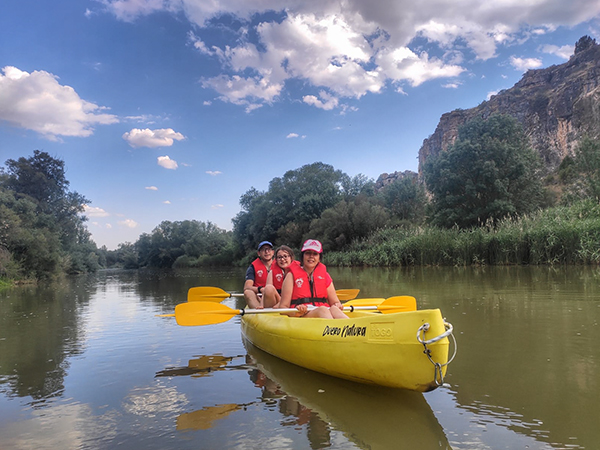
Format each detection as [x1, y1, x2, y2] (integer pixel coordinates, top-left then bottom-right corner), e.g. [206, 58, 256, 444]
[240, 308, 454, 392]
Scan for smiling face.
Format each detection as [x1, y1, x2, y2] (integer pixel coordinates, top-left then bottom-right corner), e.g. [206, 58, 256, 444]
[258, 245, 274, 263]
[302, 250, 320, 272]
[275, 249, 293, 269]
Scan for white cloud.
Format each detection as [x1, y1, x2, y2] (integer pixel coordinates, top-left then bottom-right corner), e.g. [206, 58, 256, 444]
[303, 91, 339, 110]
[145, 186, 158, 190]
[122, 128, 185, 148]
[201, 74, 283, 109]
[84, 205, 110, 218]
[101, 0, 600, 110]
[211, 204, 224, 209]
[509, 55, 544, 71]
[487, 90, 499, 100]
[163, 200, 171, 204]
[157, 155, 178, 169]
[541, 44, 574, 60]
[0, 66, 118, 140]
[442, 82, 461, 89]
[118, 219, 138, 228]
[206, 170, 222, 176]
[377, 47, 465, 87]
[286, 133, 299, 138]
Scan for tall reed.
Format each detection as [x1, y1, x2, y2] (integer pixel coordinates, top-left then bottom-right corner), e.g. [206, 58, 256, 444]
[327, 200, 600, 266]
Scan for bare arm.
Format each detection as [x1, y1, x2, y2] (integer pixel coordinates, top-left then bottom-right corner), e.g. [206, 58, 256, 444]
[243, 279, 262, 309]
[277, 273, 294, 309]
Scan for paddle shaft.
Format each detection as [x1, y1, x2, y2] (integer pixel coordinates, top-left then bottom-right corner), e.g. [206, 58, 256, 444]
[181, 303, 407, 317]
[188, 286, 359, 302]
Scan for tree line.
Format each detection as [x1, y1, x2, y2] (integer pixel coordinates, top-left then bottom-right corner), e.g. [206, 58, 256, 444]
[2, 114, 600, 280]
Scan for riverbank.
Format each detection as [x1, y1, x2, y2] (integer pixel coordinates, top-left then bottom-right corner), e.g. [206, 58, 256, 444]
[327, 200, 600, 266]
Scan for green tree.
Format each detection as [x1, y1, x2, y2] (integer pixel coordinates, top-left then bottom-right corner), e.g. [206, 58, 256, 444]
[309, 198, 390, 251]
[423, 114, 544, 228]
[1, 151, 96, 278]
[233, 162, 345, 251]
[379, 176, 427, 223]
[573, 137, 600, 201]
[135, 220, 233, 268]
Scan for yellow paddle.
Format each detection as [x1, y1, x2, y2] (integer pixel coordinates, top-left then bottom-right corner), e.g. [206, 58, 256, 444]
[344, 295, 417, 312]
[187, 286, 360, 302]
[174, 297, 415, 326]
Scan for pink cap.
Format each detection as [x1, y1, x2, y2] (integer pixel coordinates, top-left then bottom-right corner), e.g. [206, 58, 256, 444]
[301, 239, 323, 253]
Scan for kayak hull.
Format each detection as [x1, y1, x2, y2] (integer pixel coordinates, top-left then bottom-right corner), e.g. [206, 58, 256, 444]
[241, 309, 451, 391]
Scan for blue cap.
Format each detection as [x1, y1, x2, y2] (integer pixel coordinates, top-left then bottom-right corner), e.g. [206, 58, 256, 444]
[257, 241, 273, 250]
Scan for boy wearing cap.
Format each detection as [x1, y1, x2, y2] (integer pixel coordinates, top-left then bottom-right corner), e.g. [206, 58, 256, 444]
[243, 241, 274, 308]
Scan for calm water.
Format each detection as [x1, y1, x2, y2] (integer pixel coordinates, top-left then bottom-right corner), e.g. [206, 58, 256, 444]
[0, 266, 599, 449]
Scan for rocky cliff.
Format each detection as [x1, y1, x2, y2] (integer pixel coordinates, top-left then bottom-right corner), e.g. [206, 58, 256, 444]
[418, 36, 600, 176]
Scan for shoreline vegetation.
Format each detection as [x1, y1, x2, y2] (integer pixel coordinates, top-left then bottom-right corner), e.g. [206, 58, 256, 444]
[2, 116, 600, 283]
[326, 200, 600, 266]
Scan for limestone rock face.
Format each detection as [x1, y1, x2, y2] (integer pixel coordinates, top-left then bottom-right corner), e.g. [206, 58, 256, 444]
[418, 36, 600, 176]
[375, 170, 418, 191]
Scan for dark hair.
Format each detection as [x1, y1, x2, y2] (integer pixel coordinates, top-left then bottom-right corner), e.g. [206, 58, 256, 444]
[276, 245, 295, 260]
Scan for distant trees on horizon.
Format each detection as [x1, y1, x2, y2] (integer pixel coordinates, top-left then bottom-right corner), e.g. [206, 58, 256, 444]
[3, 114, 600, 280]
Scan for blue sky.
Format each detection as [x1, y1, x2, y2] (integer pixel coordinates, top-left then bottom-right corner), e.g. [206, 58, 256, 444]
[1, 0, 599, 249]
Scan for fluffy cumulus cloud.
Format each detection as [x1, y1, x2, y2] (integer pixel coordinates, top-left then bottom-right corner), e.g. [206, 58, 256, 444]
[118, 218, 139, 228]
[84, 205, 110, 217]
[122, 128, 185, 148]
[0, 66, 118, 140]
[541, 44, 575, 59]
[102, 0, 600, 110]
[157, 155, 178, 169]
[509, 56, 544, 71]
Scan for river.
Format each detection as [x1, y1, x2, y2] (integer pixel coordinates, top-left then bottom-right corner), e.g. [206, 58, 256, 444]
[0, 266, 598, 449]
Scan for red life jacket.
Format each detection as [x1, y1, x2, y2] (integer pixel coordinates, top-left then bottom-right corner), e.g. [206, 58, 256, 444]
[288, 262, 331, 307]
[251, 258, 270, 288]
[271, 264, 286, 290]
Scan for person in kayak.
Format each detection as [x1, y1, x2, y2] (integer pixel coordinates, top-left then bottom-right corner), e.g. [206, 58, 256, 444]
[278, 239, 348, 319]
[262, 245, 296, 308]
[244, 240, 274, 309]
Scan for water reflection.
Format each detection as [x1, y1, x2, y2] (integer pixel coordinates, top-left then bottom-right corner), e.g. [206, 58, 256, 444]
[155, 354, 245, 378]
[168, 344, 452, 450]
[176, 404, 242, 431]
[0, 277, 93, 404]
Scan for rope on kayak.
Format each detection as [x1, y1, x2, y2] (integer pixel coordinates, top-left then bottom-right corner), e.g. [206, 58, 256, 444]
[417, 321, 457, 387]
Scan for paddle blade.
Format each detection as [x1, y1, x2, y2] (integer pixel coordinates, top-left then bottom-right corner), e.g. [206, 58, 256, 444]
[344, 298, 386, 307]
[187, 287, 231, 302]
[175, 302, 240, 326]
[188, 293, 231, 302]
[336, 289, 360, 301]
[378, 296, 417, 313]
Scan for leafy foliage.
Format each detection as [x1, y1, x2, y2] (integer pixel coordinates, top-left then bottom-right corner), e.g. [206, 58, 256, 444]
[308, 198, 390, 251]
[423, 114, 545, 228]
[135, 220, 234, 268]
[573, 136, 600, 201]
[378, 176, 426, 224]
[233, 162, 348, 251]
[0, 151, 98, 279]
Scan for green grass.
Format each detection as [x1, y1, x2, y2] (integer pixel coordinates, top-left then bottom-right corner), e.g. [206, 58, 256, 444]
[327, 200, 600, 266]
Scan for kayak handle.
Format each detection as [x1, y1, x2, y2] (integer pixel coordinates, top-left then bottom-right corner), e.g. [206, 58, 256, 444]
[417, 321, 457, 387]
[416, 321, 453, 345]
